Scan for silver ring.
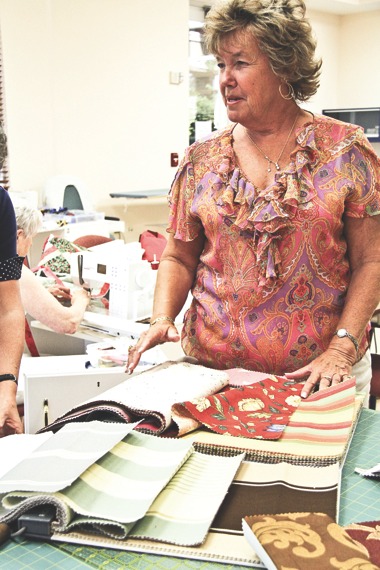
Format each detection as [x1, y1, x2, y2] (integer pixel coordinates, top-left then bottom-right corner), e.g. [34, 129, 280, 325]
[321, 375, 332, 380]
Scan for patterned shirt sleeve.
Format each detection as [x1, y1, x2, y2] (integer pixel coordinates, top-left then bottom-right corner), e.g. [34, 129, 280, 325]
[345, 131, 380, 218]
[167, 147, 203, 241]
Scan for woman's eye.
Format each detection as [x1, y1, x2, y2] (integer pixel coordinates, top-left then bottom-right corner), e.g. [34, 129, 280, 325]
[217, 62, 225, 70]
[236, 60, 248, 67]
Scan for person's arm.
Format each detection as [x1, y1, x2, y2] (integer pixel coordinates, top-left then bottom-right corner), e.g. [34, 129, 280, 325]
[20, 266, 90, 334]
[286, 214, 380, 397]
[127, 233, 205, 373]
[0, 280, 24, 436]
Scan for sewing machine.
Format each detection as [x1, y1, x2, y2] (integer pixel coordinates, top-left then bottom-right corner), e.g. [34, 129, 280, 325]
[70, 241, 157, 322]
[30, 238, 188, 356]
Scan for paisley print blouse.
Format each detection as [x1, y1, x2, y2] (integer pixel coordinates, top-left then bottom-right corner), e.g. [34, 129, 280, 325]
[167, 115, 380, 374]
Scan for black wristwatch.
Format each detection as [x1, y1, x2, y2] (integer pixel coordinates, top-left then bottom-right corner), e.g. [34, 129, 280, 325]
[333, 328, 359, 353]
[0, 373, 18, 385]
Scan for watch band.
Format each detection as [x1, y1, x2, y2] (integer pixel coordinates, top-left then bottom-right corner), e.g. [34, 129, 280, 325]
[333, 329, 359, 353]
[0, 373, 18, 385]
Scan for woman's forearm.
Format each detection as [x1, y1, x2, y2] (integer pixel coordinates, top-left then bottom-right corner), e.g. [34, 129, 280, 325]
[0, 290, 24, 375]
[334, 260, 380, 342]
[151, 257, 195, 321]
[21, 266, 89, 334]
[150, 233, 204, 321]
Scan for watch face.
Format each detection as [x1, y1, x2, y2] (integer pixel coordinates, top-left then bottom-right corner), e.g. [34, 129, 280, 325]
[337, 329, 347, 337]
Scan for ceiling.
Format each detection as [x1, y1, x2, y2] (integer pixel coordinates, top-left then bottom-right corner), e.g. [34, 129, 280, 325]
[306, 0, 380, 13]
[190, 0, 380, 15]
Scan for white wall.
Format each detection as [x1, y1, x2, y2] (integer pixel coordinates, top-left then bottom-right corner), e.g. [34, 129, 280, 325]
[0, 0, 189, 213]
[338, 10, 380, 108]
[1, 1, 379, 216]
[301, 8, 380, 114]
[305, 10, 341, 113]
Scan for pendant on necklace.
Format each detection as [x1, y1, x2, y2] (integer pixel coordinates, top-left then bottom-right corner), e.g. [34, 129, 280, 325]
[274, 162, 280, 171]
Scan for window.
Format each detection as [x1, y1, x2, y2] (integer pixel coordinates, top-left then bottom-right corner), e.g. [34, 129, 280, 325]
[189, 4, 220, 144]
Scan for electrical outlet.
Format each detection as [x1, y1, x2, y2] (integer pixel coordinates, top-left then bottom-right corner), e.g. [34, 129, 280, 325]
[170, 153, 179, 167]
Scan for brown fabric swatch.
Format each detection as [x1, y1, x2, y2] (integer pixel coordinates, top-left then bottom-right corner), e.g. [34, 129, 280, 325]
[243, 512, 380, 570]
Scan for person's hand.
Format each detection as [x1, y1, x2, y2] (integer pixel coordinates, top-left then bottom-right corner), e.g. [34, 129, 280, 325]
[71, 288, 91, 305]
[47, 284, 72, 300]
[284, 346, 356, 399]
[0, 388, 23, 437]
[127, 322, 180, 374]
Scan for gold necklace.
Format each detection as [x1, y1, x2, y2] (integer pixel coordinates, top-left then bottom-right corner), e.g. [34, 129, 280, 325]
[246, 112, 299, 173]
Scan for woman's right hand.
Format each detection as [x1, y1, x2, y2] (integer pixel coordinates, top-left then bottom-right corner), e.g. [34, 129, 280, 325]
[71, 288, 91, 307]
[48, 284, 72, 300]
[126, 322, 180, 374]
[0, 384, 23, 437]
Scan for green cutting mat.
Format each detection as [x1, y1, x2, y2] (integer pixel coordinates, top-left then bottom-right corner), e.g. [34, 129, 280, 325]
[339, 407, 380, 525]
[0, 537, 91, 569]
[0, 409, 378, 570]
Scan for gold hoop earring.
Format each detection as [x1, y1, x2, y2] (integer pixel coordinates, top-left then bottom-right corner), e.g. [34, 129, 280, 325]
[279, 81, 295, 100]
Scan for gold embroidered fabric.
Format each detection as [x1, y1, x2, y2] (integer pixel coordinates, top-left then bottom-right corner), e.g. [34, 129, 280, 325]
[243, 512, 380, 569]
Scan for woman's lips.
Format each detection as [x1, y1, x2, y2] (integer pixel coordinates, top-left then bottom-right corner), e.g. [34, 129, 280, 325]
[226, 96, 243, 106]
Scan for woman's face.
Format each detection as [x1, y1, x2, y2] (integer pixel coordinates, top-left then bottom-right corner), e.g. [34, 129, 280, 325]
[216, 31, 283, 128]
[17, 229, 35, 257]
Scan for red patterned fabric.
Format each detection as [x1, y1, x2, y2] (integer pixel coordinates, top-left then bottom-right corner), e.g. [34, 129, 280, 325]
[180, 375, 303, 439]
[345, 521, 380, 568]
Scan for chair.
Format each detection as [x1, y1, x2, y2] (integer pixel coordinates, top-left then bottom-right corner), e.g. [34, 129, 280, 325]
[73, 235, 113, 249]
[44, 175, 93, 211]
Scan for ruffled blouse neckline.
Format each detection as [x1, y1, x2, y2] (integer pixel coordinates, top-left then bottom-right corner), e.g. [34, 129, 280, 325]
[208, 117, 320, 285]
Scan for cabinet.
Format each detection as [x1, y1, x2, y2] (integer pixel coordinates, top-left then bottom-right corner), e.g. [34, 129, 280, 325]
[322, 107, 380, 142]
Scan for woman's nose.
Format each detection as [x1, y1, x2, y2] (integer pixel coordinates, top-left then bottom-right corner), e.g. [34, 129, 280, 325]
[220, 67, 236, 87]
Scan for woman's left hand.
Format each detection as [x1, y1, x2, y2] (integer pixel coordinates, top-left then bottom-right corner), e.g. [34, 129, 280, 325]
[284, 346, 356, 399]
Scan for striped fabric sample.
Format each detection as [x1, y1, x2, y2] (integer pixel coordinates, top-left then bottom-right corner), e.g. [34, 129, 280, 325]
[129, 450, 244, 546]
[1, 431, 244, 546]
[189, 377, 360, 465]
[61, 431, 194, 527]
[52, 461, 341, 566]
[0, 421, 136, 493]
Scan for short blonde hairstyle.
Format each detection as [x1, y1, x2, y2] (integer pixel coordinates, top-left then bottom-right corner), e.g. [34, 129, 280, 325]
[204, 0, 322, 102]
[15, 206, 43, 238]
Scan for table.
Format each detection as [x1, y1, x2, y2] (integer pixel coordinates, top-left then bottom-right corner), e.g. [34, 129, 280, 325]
[0, 409, 378, 570]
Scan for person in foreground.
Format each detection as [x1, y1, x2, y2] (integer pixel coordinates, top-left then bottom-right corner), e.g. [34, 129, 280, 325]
[0, 191, 25, 437]
[15, 206, 91, 336]
[128, 0, 380, 406]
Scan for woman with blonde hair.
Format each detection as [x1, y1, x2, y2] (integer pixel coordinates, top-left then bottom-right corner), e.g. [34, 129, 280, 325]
[128, 0, 380, 407]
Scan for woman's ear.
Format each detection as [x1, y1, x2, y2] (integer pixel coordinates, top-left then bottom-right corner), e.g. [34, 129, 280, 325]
[16, 228, 23, 240]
